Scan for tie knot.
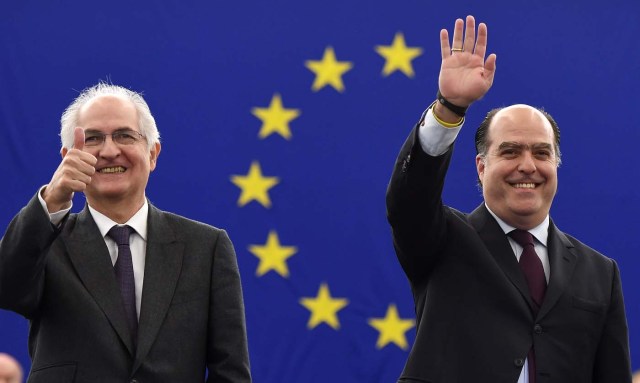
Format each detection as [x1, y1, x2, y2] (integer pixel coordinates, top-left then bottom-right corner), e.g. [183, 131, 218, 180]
[509, 229, 534, 247]
[107, 225, 133, 246]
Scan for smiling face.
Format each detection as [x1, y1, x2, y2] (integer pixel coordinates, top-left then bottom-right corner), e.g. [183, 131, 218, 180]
[476, 105, 558, 229]
[65, 95, 160, 210]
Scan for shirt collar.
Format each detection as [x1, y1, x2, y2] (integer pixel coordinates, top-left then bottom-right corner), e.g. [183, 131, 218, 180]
[88, 200, 149, 241]
[484, 203, 549, 246]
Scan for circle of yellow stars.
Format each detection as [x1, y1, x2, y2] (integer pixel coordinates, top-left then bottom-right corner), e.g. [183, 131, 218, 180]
[230, 31, 422, 350]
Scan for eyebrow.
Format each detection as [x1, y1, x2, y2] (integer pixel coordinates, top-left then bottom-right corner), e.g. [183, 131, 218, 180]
[84, 127, 137, 134]
[497, 142, 553, 151]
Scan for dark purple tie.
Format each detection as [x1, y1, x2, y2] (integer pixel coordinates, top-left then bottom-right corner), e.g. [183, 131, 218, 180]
[509, 229, 547, 383]
[108, 225, 138, 345]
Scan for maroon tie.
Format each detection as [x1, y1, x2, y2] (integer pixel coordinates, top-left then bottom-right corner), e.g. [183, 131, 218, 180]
[509, 229, 547, 383]
[509, 229, 547, 310]
[108, 225, 138, 345]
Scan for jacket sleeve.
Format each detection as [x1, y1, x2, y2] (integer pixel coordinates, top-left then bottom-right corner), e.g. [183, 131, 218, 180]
[0, 192, 64, 318]
[206, 230, 252, 383]
[385, 123, 454, 283]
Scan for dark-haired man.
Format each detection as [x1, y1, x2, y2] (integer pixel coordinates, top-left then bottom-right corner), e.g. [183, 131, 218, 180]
[386, 15, 631, 382]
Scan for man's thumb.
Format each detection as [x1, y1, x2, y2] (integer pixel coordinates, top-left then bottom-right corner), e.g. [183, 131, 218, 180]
[73, 127, 85, 150]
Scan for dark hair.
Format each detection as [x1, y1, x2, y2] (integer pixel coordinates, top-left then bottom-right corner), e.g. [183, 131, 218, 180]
[474, 106, 561, 165]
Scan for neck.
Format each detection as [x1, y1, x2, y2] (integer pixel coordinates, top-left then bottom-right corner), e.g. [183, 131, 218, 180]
[484, 203, 548, 231]
[506, 213, 548, 231]
[87, 196, 145, 224]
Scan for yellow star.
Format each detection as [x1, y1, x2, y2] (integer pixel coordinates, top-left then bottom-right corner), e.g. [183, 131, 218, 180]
[375, 32, 423, 78]
[305, 46, 353, 92]
[368, 304, 415, 350]
[251, 93, 301, 140]
[248, 230, 298, 278]
[230, 161, 279, 208]
[299, 283, 349, 330]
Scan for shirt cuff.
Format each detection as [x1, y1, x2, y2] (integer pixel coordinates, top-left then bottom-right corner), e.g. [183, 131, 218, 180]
[418, 107, 464, 156]
[37, 185, 72, 226]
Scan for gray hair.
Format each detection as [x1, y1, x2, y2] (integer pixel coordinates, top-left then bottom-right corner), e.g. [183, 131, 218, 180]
[60, 82, 160, 151]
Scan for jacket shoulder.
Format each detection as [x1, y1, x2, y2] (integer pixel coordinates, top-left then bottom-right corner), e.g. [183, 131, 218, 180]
[555, 228, 617, 272]
[149, 206, 227, 237]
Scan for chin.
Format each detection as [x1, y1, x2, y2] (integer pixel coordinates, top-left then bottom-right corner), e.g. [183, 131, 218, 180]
[509, 203, 542, 217]
[88, 185, 131, 200]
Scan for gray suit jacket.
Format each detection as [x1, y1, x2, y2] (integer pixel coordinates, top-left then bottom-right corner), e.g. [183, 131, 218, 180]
[0, 193, 251, 383]
[386, 126, 631, 383]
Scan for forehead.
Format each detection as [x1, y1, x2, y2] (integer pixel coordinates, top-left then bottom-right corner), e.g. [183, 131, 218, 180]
[487, 106, 554, 146]
[77, 95, 139, 130]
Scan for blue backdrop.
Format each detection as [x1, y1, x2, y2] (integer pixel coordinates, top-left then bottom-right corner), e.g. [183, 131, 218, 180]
[1, 0, 638, 381]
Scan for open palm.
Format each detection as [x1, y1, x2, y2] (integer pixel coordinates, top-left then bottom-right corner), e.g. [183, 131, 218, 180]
[438, 16, 497, 107]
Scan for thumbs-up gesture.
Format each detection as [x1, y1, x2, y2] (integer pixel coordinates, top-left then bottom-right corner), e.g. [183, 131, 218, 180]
[42, 127, 97, 212]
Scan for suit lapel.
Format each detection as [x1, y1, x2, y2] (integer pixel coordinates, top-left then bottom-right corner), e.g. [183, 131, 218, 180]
[133, 204, 184, 371]
[468, 204, 535, 310]
[64, 206, 135, 355]
[537, 222, 577, 319]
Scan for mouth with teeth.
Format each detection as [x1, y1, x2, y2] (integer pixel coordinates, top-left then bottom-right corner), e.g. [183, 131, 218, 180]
[98, 166, 127, 174]
[511, 182, 537, 189]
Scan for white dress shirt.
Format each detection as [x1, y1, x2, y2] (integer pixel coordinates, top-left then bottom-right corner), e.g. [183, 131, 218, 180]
[38, 188, 147, 319]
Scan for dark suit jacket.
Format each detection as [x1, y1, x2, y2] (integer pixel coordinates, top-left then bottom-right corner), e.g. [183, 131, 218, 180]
[0, 193, 251, 383]
[386, 126, 631, 383]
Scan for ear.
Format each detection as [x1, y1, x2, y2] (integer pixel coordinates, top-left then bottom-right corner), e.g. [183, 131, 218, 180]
[475, 154, 485, 183]
[149, 142, 161, 171]
[61, 147, 68, 158]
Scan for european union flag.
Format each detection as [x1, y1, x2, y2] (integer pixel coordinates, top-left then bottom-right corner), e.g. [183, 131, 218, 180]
[1, 1, 638, 381]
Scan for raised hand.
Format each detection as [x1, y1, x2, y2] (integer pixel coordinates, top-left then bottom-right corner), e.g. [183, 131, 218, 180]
[438, 15, 497, 108]
[42, 127, 97, 212]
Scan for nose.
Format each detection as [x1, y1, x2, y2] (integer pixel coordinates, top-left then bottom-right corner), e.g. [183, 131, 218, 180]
[97, 135, 121, 158]
[518, 151, 536, 174]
